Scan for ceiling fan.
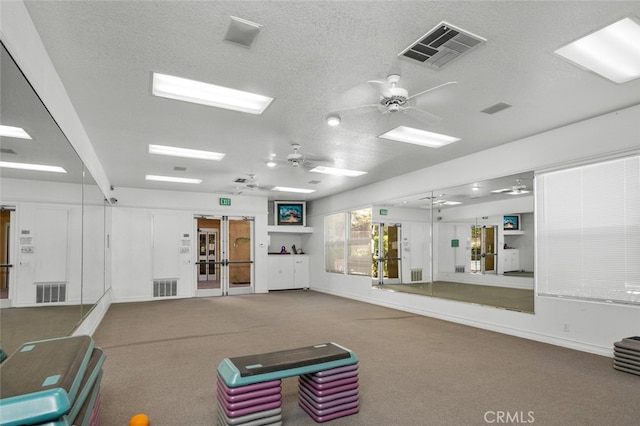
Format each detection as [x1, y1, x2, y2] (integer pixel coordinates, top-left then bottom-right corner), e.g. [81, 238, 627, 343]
[270, 143, 331, 169]
[230, 174, 270, 194]
[331, 74, 457, 126]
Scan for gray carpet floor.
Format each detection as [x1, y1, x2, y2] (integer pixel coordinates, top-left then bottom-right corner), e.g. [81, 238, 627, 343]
[92, 291, 638, 425]
[0, 305, 87, 355]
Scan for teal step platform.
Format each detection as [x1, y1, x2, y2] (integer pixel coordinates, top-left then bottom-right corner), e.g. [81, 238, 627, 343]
[0, 335, 96, 426]
[216, 342, 358, 424]
[217, 342, 358, 387]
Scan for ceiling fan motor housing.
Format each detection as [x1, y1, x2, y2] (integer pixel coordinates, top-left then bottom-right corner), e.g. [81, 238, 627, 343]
[381, 86, 408, 112]
[381, 96, 407, 112]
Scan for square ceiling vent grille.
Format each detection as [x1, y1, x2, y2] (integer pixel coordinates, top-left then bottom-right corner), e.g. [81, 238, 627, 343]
[399, 21, 486, 69]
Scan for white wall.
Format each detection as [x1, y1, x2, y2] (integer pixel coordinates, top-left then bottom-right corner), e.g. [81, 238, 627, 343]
[109, 187, 269, 302]
[307, 104, 640, 356]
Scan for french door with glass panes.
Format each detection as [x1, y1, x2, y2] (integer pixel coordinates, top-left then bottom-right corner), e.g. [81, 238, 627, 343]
[372, 223, 402, 285]
[470, 225, 498, 274]
[195, 215, 254, 296]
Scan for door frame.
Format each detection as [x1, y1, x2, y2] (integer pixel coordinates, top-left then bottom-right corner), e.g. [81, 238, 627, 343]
[0, 206, 16, 308]
[372, 222, 402, 285]
[193, 215, 254, 297]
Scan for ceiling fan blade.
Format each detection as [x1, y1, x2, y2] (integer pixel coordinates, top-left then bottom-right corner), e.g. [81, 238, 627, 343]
[367, 79, 392, 96]
[402, 106, 443, 126]
[332, 103, 379, 117]
[407, 81, 458, 102]
[332, 81, 380, 111]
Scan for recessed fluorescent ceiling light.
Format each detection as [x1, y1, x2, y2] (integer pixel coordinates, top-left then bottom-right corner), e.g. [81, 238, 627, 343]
[309, 166, 366, 177]
[0, 161, 66, 173]
[145, 175, 202, 184]
[148, 144, 225, 161]
[379, 126, 460, 148]
[151, 72, 273, 114]
[555, 17, 640, 83]
[271, 186, 316, 194]
[0, 125, 32, 140]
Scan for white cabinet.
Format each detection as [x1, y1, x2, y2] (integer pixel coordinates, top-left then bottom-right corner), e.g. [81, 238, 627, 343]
[268, 255, 309, 290]
[293, 256, 309, 288]
[503, 249, 520, 272]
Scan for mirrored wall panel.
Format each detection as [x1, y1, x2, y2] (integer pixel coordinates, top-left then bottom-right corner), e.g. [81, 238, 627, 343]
[0, 41, 110, 355]
[373, 172, 535, 313]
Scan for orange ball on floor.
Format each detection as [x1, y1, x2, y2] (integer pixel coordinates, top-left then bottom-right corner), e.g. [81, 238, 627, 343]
[129, 413, 150, 426]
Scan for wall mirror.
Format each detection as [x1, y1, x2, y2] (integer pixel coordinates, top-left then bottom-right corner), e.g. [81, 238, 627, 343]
[0, 41, 109, 355]
[374, 172, 535, 313]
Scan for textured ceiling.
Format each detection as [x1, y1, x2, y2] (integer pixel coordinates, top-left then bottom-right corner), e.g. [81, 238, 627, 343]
[4, 1, 640, 202]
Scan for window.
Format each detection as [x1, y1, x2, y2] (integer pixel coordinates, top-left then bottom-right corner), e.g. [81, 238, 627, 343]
[537, 155, 640, 304]
[324, 207, 372, 275]
[347, 208, 372, 275]
[325, 213, 346, 273]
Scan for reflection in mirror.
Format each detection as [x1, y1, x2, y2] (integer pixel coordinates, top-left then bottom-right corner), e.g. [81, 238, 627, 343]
[0, 41, 109, 355]
[373, 172, 535, 313]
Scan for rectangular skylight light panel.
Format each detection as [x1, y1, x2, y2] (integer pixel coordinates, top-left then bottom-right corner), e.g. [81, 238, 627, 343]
[151, 72, 273, 114]
[145, 175, 202, 184]
[148, 144, 225, 160]
[309, 166, 367, 177]
[0, 125, 32, 140]
[271, 186, 316, 194]
[379, 126, 460, 148]
[0, 161, 66, 173]
[555, 17, 640, 83]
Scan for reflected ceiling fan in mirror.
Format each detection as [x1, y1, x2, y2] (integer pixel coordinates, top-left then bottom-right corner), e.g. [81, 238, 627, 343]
[330, 74, 457, 127]
[421, 194, 462, 207]
[491, 178, 530, 195]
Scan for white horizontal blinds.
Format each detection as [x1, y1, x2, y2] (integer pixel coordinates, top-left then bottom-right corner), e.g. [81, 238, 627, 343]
[537, 155, 640, 304]
[325, 213, 346, 273]
[347, 208, 372, 276]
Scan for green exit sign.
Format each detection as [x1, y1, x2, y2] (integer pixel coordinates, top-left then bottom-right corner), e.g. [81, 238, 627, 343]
[380, 209, 388, 216]
[219, 197, 231, 206]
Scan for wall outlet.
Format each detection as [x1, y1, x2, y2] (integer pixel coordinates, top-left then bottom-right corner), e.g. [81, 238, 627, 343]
[563, 323, 570, 332]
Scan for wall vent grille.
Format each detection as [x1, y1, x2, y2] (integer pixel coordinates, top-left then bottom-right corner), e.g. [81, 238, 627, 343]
[455, 265, 466, 273]
[410, 269, 423, 282]
[399, 21, 486, 69]
[153, 279, 177, 297]
[36, 282, 66, 303]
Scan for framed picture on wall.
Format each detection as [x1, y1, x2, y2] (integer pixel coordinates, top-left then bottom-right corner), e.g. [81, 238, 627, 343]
[275, 201, 306, 226]
[503, 214, 520, 231]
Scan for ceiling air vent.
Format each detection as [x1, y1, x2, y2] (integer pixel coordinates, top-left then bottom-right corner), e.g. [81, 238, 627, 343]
[224, 16, 262, 48]
[173, 166, 187, 171]
[399, 21, 486, 69]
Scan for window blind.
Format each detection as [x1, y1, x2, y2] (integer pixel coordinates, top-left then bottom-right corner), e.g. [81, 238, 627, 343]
[537, 155, 640, 304]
